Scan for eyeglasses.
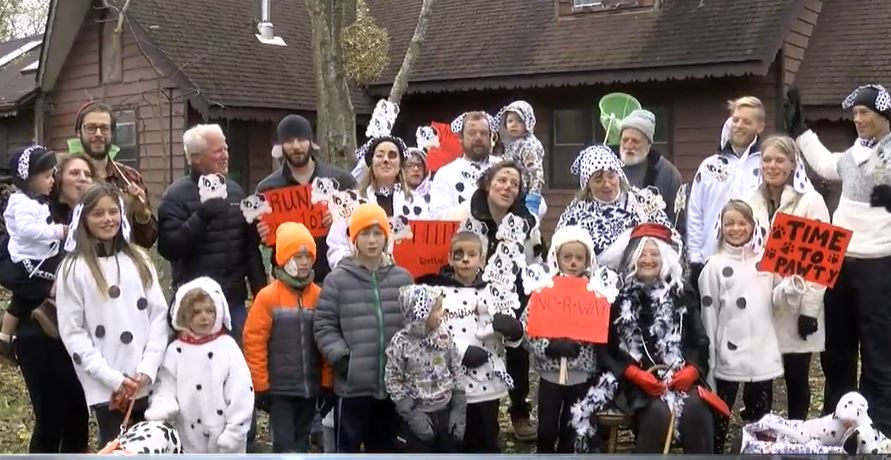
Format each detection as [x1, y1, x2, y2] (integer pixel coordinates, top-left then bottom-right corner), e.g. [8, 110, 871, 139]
[82, 124, 111, 135]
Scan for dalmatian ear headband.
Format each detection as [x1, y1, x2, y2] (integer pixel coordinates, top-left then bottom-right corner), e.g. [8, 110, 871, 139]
[842, 84, 891, 112]
[16, 144, 45, 181]
[450, 111, 497, 135]
[570, 145, 627, 190]
[63, 196, 132, 252]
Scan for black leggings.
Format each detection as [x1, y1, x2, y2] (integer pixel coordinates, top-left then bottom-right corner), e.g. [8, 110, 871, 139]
[782, 353, 812, 420]
[714, 379, 773, 453]
[635, 392, 714, 454]
[537, 379, 590, 453]
[15, 336, 89, 453]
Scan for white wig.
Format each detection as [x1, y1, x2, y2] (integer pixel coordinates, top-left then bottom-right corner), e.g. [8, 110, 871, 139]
[622, 236, 684, 292]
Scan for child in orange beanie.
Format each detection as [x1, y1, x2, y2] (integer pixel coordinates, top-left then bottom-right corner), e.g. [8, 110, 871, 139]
[243, 222, 333, 453]
[314, 203, 413, 452]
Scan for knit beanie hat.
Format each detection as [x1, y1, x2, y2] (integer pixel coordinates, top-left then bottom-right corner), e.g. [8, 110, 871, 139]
[620, 109, 656, 144]
[348, 203, 390, 243]
[275, 222, 317, 266]
[357, 136, 407, 167]
[277, 114, 314, 142]
[842, 85, 891, 122]
[9, 144, 56, 191]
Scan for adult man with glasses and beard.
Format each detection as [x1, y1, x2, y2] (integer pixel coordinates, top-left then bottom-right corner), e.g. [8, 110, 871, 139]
[256, 114, 356, 284]
[67, 102, 157, 248]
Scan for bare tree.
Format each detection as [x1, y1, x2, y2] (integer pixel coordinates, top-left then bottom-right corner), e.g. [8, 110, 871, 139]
[388, 0, 437, 106]
[0, 0, 48, 41]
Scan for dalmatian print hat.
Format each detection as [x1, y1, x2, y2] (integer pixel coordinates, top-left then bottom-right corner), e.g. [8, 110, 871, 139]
[450, 111, 497, 135]
[398, 284, 443, 323]
[494, 100, 537, 133]
[842, 84, 891, 121]
[170, 276, 232, 334]
[570, 145, 628, 190]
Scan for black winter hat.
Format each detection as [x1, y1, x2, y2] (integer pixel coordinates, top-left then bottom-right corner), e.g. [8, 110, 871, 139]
[360, 136, 407, 166]
[843, 85, 891, 122]
[277, 114, 314, 142]
[8, 144, 56, 191]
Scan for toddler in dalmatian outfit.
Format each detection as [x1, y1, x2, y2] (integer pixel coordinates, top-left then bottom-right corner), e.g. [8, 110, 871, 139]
[144, 277, 254, 453]
[495, 101, 547, 217]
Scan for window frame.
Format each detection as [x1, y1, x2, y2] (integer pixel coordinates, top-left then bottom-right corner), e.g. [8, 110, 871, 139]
[112, 108, 139, 169]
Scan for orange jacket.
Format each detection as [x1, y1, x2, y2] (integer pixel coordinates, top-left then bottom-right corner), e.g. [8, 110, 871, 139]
[243, 279, 334, 394]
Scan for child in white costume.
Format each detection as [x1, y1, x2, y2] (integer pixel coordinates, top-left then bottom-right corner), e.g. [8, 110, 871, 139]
[144, 277, 254, 453]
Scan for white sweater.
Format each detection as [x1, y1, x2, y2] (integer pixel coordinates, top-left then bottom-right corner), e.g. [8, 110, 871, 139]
[56, 252, 170, 406]
[746, 185, 829, 354]
[3, 193, 65, 263]
[699, 244, 783, 385]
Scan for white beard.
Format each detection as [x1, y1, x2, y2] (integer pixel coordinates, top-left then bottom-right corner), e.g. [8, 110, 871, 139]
[621, 149, 647, 166]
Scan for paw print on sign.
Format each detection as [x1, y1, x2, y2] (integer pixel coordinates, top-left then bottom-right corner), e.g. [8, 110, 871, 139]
[828, 253, 839, 265]
[765, 248, 777, 260]
[772, 226, 786, 240]
[780, 242, 794, 255]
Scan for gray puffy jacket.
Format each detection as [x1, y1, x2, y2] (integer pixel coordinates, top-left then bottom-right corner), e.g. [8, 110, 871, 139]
[314, 256, 412, 398]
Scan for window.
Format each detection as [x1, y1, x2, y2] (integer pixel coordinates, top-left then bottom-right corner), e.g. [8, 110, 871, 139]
[100, 15, 123, 83]
[573, 0, 602, 6]
[113, 109, 139, 168]
[648, 105, 672, 160]
[561, 0, 658, 16]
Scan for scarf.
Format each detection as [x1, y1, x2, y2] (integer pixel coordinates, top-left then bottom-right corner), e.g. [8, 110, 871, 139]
[273, 267, 314, 291]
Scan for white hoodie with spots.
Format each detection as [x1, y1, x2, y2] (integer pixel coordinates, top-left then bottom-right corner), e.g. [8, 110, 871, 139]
[56, 250, 170, 407]
[143, 277, 254, 454]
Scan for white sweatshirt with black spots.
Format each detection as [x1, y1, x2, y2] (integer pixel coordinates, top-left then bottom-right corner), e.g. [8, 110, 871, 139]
[56, 251, 170, 407]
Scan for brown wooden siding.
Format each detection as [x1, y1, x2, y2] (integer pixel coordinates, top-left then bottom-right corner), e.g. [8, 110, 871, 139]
[42, 5, 185, 204]
[783, 0, 822, 86]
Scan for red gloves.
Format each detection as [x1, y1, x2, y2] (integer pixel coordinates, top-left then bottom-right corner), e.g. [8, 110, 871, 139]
[669, 365, 699, 392]
[624, 365, 665, 397]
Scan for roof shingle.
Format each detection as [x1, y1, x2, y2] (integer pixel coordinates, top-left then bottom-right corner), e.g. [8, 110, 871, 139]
[0, 34, 41, 110]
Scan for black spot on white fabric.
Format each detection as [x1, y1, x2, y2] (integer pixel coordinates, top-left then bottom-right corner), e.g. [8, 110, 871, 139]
[95, 325, 106, 338]
[695, 172, 702, 183]
[196, 384, 202, 391]
[752, 168, 759, 176]
[468, 383, 474, 389]
[413, 206, 421, 215]
[727, 342, 738, 351]
[702, 296, 714, 307]
[197, 418, 201, 424]
[249, 385, 253, 392]
[736, 298, 747, 309]
[402, 205, 410, 215]
[456, 182, 465, 193]
[461, 328, 466, 333]
[137, 298, 148, 310]
[217, 409, 223, 415]
[458, 196, 466, 204]
[108, 285, 121, 298]
[120, 331, 133, 344]
[45, 216, 53, 224]
[72, 353, 82, 365]
[176, 347, 182, 353]
[722, 267, 734, 277]
[208, 352, 214, 359]
[190, 424, 195, 429]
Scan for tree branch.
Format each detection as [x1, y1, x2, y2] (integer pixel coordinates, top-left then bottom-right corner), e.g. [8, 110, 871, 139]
[388, 0, 437, 106]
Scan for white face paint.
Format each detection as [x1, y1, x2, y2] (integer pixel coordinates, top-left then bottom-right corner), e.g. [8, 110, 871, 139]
[284, 258, 301, 277]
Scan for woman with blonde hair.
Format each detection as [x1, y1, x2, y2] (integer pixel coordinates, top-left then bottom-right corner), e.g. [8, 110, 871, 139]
[745, 135, 830, 420]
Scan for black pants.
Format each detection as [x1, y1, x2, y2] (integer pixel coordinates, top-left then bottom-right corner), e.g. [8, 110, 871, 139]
[635, 392, 714, 454]
[15, 336, 89, 453]
[537, 379, 589, 453]
[396, 407, 458, 453]
[270, 395, 316, 453]
[821, 256, 891, 435]
[714, 379, 773, 453]
[464, 399, 501, 453]
[334, 396, 398, 453]
[93, 397, 148, 448]
[782, 353, 812, 420]
[506, 346, 531, 419]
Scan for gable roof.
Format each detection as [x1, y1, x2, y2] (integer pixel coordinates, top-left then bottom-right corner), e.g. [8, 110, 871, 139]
[796, 0, 890, 121]
[368, 0, 803, 94]
[0, 34, 42, 115]
[39, 0, 371, 120]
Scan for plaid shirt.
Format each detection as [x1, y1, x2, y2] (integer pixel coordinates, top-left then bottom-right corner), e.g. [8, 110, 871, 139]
[105, 160, 158, 248]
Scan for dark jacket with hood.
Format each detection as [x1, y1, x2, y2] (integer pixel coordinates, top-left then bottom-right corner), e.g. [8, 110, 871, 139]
[158, 169, 266, 302]
[256, 156, 356, 282]
[313, 256, 413, 398]
[621, 148, 683, 223]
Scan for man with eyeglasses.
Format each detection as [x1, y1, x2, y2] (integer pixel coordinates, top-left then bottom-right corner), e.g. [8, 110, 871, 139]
[67, 102, 157, 248]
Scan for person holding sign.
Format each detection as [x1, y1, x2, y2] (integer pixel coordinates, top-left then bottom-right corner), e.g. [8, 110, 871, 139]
[745, 135, 830, 421]
[699, 201, 782, 453]
[521, 226, 608, 453]
[313, 203, 413, 453]
[326, 135, 429, 270]
[786, 85, 891, 433]
[592, 223, 716, 454]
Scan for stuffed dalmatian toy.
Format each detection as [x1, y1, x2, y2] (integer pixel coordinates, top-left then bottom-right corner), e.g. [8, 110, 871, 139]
[844, 423, 891, 455]
[239, 194, 272, 224]
[198, 174, 227, 203]
[98, 420, 183, 454]
[792, 391, 873, 446]
[366, 99, 399, 139]
[416, 125, 439, 151]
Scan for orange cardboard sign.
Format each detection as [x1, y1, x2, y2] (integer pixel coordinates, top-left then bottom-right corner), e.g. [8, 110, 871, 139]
[425, 122, 462, 173]
[393, 220, 460, 279]
[260, 185, 329, 245]
[758, 212, 852, 288]
[526, 276, 611, 344]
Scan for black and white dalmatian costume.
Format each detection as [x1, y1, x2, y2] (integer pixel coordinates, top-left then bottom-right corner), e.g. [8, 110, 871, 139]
[555, 145, 673, 270]
[144, 277, 254, 453]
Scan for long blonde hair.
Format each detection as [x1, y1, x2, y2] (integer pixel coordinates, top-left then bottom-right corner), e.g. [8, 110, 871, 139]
[760, 135, 800, 186]
[358, 161, 413, 201]
[61, 183, 154, 296]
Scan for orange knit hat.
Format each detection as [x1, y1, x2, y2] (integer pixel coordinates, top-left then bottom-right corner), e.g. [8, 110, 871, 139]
[275, 222, 316, 266]
[348, 203, 390, 243]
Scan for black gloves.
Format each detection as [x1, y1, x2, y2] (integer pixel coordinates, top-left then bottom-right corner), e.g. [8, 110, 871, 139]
[197, 198, 230, 221]
[255, 391, 272, 413]
[462, 345, 489, 368]
[492, 313, 523, 341]
[870, 184, 891, 213]
[798, 314, 819, 340]
[784, 87, 806, 138]
[545, 339, 581, 359]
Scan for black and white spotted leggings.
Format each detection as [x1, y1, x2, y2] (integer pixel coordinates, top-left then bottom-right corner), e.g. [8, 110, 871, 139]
[713, 378, 773, 454]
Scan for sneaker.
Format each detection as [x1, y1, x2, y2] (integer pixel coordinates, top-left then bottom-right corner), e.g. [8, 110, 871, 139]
[0, 335, 13, 363]
[512, 416, 537, 442]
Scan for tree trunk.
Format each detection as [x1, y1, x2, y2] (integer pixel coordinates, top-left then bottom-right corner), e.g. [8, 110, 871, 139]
[388, 0, 437, 106]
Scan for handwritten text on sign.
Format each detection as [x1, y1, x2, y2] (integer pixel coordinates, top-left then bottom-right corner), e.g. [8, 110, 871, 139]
[260, 185, 329, 245]
[526, 276, 610, 344]
[759, 212, 852, 288]
[393, 220, 460, 279]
